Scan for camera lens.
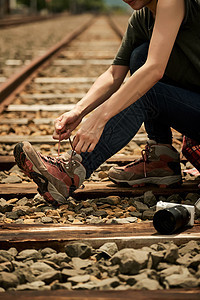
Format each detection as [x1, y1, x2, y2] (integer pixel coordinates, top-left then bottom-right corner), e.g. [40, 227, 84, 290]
[153, 205, 190, 234]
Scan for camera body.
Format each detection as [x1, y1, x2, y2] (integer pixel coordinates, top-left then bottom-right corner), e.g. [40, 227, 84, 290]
[156, 201, 194, 226]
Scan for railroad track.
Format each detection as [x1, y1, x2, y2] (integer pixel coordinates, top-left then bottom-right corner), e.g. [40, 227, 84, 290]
[0, 14, 66, 29]
[0, 14, 200, 298]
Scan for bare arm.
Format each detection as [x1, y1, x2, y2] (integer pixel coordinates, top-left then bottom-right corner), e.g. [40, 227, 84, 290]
[101, 0, 185, 119]
[53, 65, 128, 140]
[73, 0, 185, 153]
[76, 65, 129, 118]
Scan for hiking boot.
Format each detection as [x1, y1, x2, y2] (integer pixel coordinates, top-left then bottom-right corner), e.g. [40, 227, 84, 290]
[108, 142, 182, 188]
[14, 141, 86, 206]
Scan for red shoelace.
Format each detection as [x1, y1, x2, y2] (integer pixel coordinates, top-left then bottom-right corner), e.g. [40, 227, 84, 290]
[126, 144, 150, 178]
[57, 131, 75, 168]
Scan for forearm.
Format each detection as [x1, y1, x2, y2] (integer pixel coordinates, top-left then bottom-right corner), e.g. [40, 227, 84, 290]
[96, 62, 162, 122]
[75, 65, 128, 117]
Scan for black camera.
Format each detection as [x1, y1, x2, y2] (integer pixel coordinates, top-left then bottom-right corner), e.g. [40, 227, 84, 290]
[153, 201, 194, 235]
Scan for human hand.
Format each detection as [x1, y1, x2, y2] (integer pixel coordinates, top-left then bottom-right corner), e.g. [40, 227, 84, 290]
[72, 112, 107, 153]
[53, 110, 83, 141]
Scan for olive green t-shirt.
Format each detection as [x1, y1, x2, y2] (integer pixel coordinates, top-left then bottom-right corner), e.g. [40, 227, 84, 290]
[113, 0, 200, 93]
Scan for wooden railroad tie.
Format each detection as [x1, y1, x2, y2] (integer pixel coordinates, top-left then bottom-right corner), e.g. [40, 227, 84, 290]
[0, 222, 199, 251]
[0, 288, 199, 300]
[0, 181, 199, 200]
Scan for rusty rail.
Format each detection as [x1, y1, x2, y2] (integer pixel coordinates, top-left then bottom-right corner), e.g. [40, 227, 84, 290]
[0, 15, 96, 114]
[0, 14, 67, 29]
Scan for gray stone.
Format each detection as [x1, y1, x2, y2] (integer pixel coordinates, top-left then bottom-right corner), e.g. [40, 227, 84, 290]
[118, 274, 130, 282]
[41, 247, 57, 256]
[167, 194, 183, 203]
[111, 249, 149, 275]
[185, 193, 200, 205]
[65, 242, 92, 259]
[179, 240, 200, 256]
[14, 267, 36, 284]
[12, 261, 24, 268]
[0, 272, 19, 289]
[98, 242, 118, 258]
[98, 264, 119, 277]
[16, 197, 30, 206]
[0, 250, 13, 262]
[132, 278, 162, 290]
[93, 210, 108, 218]
[176, 253, 192, 266]
[196, 265, 200, 278]
[150, 242, 169, 251]
[126, 272, 148, 286]
[96, 277, 120, 290]
[2, 175, 22, 184]
[126, 217, 138, 223]
[41, 216, 53, 223]
[0, 287, 5, 292]
[164, 243, 179, 263]
[159, 265, 190, 280]
[86, 216, 102, 225]
[80, 207, 94, 215]
[143, 191, 157, 207]
[61, 268, 85, 280]
[41, 260, 60, 270]
[156, 262, 174, 271]
[13, 207, 28, 217]
[133, 201, 149, 212]
[72, 281, 97, 290]
[15, 219, 24, 224]
[140, 269, 159, 281]
[0, 198, 13, 213]
[188, 254, 200, 269]
[24, 260, 34, 267]
[17, 249, 42, 261]
[71, 257, 93, 269]
[129, 211, 142, 218]
[16, 281, 45, 291]
[142, 209, 155, 220]
[110, 218, 129, 224]
[150, 251, 165, 269]
[36, 271, 61, 284]
[164, 273, 198, 288]
[59, 261, 72, 269]
[85, 266, 101, 279]
[129, 196, 144, 206]
[8, 247, 18, 257]
[97, 196, 120, 205]
[30, 262, 54, 275]
[111, 217, 137, 224]
[51, 282, 72, 290]
[5, 211, 19, 220]
[44, 252, 70, 264]
[68, 274, 90, 285]
[114, 285, 130, 290]
[0, 261, 13, 272]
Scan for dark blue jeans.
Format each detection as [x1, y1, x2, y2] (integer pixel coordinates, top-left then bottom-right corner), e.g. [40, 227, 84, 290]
[81, 43, 200, 178]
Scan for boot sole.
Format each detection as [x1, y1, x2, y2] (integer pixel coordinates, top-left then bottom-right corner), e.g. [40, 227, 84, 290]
[14, 142, 68, 206]
[109, 175, 182, 188]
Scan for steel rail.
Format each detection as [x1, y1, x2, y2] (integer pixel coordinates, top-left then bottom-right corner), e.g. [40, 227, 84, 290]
[0, 15, 96, 114]
[0, 14, 68, 29]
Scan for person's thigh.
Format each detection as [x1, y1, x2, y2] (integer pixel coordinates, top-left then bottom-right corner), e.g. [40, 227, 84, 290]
[145, 82, 200, 143]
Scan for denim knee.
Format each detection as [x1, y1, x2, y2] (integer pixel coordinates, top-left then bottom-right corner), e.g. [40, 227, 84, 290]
[130, 42, 149, 75]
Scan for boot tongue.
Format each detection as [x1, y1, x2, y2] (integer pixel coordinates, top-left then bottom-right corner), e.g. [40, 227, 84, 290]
[59, 150, 82, 162]
[148, 139, 157, 146]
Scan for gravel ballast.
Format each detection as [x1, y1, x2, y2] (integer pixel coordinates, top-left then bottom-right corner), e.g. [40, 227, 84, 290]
[0, 240, 199, 292]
